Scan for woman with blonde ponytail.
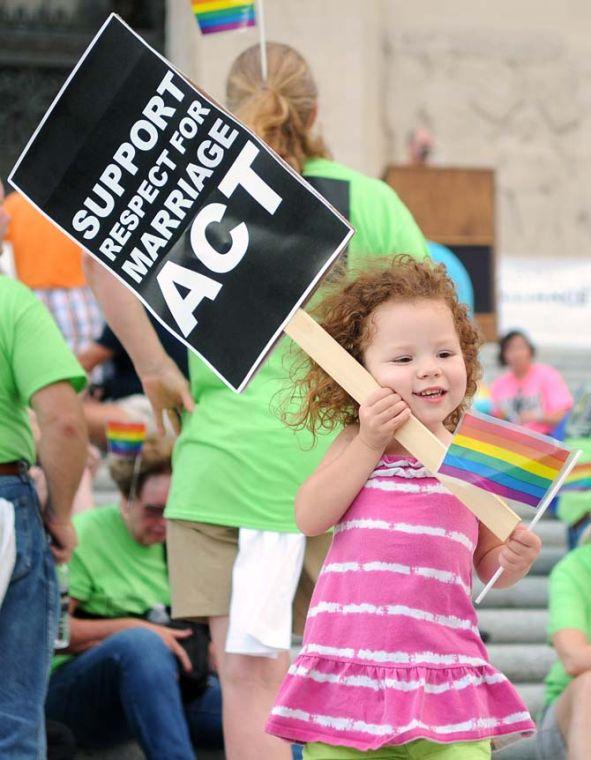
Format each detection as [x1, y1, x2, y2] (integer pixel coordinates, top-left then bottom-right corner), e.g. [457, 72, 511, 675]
[86, 42, 427, 760]
[226, 42, 329, 173]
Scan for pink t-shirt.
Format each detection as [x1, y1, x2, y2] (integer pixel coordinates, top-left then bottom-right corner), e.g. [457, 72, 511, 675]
[490, 363, 573, 435]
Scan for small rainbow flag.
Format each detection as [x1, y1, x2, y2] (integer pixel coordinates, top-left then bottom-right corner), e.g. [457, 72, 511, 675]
[439, 410, 573, 508]
[561, 462, 591, 492]
[106, 421, 146, 458]
[192, 0, 256, 35]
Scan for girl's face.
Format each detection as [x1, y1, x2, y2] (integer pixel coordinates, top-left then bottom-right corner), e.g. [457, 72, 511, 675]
[363, 299, 467, 435]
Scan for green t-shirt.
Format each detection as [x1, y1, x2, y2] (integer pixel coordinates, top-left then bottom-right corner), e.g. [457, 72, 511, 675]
[0, 277, 86, 463]
[166, 158, 427, 531]
[544, 544, 591, 706]
[557, 436, 591, 526]
[53, 504, 170, 671]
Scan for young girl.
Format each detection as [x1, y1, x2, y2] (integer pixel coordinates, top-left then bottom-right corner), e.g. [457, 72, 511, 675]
[266, 255, 540, 759]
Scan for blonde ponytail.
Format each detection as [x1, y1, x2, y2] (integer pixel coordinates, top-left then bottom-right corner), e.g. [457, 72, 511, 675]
[226, 42, 329, 173]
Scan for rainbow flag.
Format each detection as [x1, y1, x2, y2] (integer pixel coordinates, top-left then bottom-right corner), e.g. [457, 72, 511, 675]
[439, 410, 572, 507]
[561, 462, 591, 492]
[192, 0, 256, 35]
[105, 421, 146, 458]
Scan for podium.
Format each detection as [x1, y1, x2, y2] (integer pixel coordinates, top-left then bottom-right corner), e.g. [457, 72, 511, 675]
[383, 166, 497, 342]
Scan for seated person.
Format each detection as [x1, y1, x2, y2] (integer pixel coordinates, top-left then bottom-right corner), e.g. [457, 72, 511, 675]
[490, 330, 572, 434]
[537, 538, 591, 760]
[45, 436, 223, 759]
[78, 314, 188, 447]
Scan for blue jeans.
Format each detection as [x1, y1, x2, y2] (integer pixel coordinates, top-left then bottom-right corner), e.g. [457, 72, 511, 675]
[0, 475, 59, 760]
[46, 627, 223, 759]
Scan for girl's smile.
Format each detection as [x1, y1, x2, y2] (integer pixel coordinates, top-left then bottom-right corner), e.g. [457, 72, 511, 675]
[413, 385, 448, 403]
[363, 298, 467, 438]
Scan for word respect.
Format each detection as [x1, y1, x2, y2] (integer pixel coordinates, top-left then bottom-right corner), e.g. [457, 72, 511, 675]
[71, 68, 285, 339]
[72, 70, 186, 241]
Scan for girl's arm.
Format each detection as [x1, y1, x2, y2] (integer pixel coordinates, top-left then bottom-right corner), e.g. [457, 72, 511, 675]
[295, 387, 410, 536]
[474, 522, 541, 588]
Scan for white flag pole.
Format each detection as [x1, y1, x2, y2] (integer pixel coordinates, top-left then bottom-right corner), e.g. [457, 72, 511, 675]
[256, 0, 268, 81]
[475, 448, 582, 605]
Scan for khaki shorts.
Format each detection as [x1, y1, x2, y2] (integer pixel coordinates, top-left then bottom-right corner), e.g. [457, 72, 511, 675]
[166, 519, 331, 634]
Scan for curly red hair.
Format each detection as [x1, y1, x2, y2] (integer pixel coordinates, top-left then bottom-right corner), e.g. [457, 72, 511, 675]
[284, 254, 482, 437]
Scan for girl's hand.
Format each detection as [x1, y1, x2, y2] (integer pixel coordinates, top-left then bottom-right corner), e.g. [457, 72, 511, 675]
[498, 524, 542, 577]
[358, 387, 411, 452]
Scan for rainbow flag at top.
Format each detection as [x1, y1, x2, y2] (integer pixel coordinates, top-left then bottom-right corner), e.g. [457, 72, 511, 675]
[106, 421, 146, 458]
[192, 0, 256, 35]
[439, 410, 573, 508]
[561, 462, 591, 492]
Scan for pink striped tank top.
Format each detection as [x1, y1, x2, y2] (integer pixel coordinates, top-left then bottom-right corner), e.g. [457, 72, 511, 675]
[266, 456, 535, 751]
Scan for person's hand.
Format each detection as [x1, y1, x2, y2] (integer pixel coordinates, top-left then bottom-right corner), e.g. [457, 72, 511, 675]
[518, 410, 541, 425]
[86, 444, 102, 477]
[30, 466, 49, 510]
[358, 387, 411, 452]
[498, 524, 542, 577]
[142, 622, 194, 673]
[141, 356, 194, 436]
[44, 514, 78, 564]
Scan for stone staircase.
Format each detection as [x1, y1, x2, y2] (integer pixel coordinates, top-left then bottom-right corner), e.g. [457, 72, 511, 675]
[479, 503, 565, 760]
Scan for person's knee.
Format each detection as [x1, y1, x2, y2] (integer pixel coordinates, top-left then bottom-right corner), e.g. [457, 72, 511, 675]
[571, 670, 591, 702]
[222, 653, 288, 693]
[106, 627, 177, 679]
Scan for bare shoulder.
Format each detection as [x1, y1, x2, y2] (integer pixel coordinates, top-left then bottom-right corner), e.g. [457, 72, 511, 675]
[316, 423, 360, 471]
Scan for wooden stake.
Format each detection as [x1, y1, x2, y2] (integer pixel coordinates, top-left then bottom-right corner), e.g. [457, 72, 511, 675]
[284, 308, 520, 541]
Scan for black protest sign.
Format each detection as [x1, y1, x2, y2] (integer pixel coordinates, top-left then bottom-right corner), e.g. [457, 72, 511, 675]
[9, 15, 352, 391]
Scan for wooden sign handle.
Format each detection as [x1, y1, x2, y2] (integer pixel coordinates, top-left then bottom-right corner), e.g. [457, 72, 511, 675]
[284, 308, 520, 541]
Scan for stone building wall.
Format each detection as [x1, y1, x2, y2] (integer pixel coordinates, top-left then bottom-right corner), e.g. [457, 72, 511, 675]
[166, 0, 591, 262]
[385, 2, 591, 261]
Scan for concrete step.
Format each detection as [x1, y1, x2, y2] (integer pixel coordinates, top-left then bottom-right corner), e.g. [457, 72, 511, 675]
[529, 546, 564, 576]
[76, 745, 227, 759]
[476, 576, 548, 608]
[93, 491, 119, 507]
[530, 520, 566, 548]
[94, 463, 116, 492]
[477, 609, 548, 644]
[487, 644, 555, 683]
[510, 501, 556, 521]
[514, 682, 545, 718]
[492, 736, 537, 760]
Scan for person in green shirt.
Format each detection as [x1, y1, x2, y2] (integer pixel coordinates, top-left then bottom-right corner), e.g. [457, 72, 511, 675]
[85, 42, 427, 760]
[0, 271, 87, 758]
[557, 435, 591, 549]
[537, 541, 591, 760]
[45, 436, 223, 759]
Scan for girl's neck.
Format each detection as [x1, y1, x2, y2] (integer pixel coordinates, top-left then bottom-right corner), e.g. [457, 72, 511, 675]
[383, 423, 451, 457]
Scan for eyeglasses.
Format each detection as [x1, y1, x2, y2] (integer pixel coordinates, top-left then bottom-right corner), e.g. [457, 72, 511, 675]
[140, 504, 167, 517]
